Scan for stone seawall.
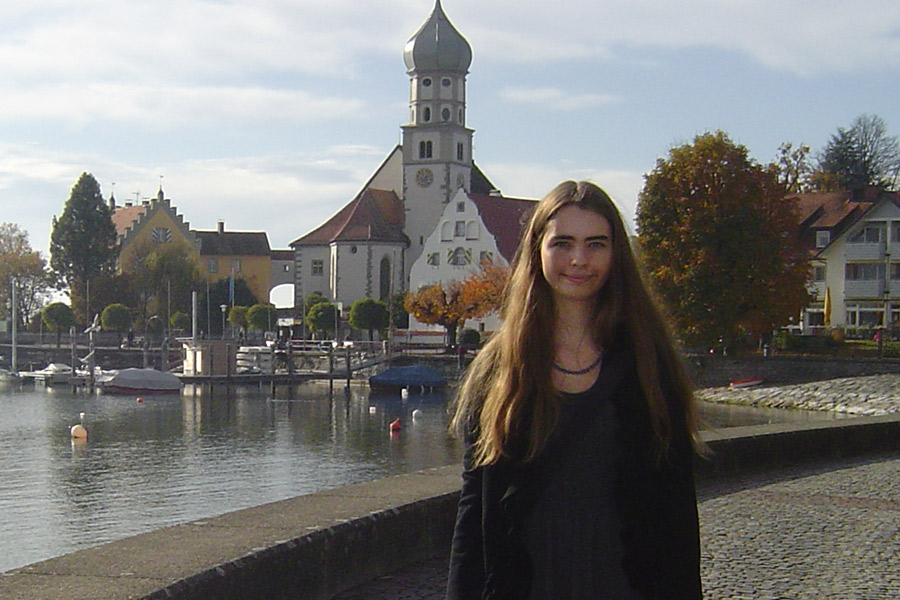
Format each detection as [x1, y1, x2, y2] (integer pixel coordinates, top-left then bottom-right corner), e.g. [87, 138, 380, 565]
[3, 413, 900, 600]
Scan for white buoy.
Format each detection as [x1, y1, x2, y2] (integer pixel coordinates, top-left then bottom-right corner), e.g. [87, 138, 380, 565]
[70, 412, 87, 440]
[401, 387, 409, 400]
[412, 409, 423, 420]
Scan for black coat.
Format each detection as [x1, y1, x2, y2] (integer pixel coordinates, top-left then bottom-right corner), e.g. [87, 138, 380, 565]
[446, 349, 702, 600]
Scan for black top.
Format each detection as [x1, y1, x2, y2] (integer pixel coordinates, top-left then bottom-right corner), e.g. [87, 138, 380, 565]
[524, 378, 643, 599]
[446, 346, 702, 600]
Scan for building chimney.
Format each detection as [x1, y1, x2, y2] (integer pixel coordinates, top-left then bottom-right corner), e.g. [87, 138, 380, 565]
[217, 220, 225, 234]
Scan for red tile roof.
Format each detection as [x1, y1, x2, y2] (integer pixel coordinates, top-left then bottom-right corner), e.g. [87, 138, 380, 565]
[469, 193, 537, 262]
[291, 188, 406, 246]
[111, 204, 147, 238]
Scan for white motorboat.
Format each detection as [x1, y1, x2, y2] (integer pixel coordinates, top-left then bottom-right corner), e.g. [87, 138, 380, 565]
[0, 368, 19, 384]
[19, 363, 75, 386]
[97, 368, 182, 394]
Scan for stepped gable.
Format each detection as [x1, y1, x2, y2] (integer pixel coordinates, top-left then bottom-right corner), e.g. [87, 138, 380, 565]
[112, 191, 199, 250]
[469, 193, 536, 262]
[291, 188, 406, 246]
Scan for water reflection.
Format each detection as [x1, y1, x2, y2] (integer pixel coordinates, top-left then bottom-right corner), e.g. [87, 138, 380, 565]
[0, 383, 463, 573]
[1, 382, 846, 574]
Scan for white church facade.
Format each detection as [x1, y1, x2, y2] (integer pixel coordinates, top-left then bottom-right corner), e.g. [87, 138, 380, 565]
[290, 0, 535, 335]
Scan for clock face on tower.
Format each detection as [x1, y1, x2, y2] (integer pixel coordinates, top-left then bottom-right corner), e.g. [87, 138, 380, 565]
[416, 167, 434, 187]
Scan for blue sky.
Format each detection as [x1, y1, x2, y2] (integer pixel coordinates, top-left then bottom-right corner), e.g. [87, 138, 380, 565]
[3, 0, 900, 291]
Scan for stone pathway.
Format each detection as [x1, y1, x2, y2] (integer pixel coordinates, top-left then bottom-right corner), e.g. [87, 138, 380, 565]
[697, 373, 900, 416]
[332, 454, 900, 600]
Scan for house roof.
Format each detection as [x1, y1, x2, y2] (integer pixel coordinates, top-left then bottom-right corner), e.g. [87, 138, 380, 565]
[790, 192, 870, 230]
[469, 193, 537, 262]
[270, 249, 294, 261]
[194, 230, 271, 256]
[111, 204, 148, 238]
[291, 188, 406, 247]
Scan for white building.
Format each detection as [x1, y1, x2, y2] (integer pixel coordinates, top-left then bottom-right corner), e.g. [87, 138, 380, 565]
[290, 0, 536, 333]
[796, 188, 900, 333]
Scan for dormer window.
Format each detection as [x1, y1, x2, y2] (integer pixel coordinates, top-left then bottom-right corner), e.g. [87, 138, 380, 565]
[815, 230, 830, 248]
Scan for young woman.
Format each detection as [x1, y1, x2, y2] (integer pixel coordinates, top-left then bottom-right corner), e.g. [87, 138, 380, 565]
[446, 181, 703, 600]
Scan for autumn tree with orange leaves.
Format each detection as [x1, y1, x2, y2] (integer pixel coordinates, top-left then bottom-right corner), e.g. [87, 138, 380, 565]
[405, 263, 510, 344]
[637, 131, 811, 350]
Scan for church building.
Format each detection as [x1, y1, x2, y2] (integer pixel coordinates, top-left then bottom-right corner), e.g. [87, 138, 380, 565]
[290, 0, 535, 333]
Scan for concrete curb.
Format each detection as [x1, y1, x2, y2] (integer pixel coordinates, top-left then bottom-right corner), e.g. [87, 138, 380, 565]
[2, 415, 899, 600]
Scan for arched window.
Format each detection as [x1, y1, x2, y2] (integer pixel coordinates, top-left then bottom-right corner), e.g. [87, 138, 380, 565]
[448, 247, 472, 266]
[423, 106, 431, 122]
[419, 141, 433, 159]
[379, 256, 391, 300]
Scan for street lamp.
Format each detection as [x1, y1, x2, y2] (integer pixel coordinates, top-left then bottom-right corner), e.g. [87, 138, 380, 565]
[220, 304, 227, 340]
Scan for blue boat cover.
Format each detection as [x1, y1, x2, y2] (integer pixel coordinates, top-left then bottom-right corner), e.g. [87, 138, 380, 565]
[369, 364, 447, 388]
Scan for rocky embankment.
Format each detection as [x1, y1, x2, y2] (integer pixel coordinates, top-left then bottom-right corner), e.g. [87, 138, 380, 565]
[697, 373, 900, 416]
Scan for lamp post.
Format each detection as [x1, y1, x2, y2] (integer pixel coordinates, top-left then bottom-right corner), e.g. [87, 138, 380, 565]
[334, 302, 342, 342]
[220, 304, 227, 340]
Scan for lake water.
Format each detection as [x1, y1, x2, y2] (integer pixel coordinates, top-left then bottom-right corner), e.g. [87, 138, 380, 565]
[0, 381, 844, 574]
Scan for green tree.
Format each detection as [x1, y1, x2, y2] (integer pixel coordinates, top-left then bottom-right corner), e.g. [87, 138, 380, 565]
[42, 302, 75, 349]
[815, 114, 900, 191]
[348, 297, 389, 340]
[228, 305, 249, 337]
[247, 303, 278, 334]
[124, 239, 203, 326]
[49, 173, 118, 322]
[101, 303, 133, 346]
[196, 277, 258, 337]
[0, 223, 54, 329]
[388, 291, 409, 329]
[636, 130, 811, 349]
[306, 301, 337, 339]
[170, 311, 191, 332]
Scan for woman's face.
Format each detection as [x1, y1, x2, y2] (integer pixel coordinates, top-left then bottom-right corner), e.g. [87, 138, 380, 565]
[540, 205, 614, 305]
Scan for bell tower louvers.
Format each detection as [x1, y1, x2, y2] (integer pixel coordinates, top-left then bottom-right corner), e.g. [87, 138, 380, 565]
[401, 0, 474, 272]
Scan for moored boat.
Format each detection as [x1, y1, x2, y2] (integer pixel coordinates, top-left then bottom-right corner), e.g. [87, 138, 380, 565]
[368, 364, 447, 391]
[97, 368, 182, 394]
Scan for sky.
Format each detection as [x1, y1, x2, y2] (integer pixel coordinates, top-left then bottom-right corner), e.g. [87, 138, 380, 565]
[3, 0, 900, 304]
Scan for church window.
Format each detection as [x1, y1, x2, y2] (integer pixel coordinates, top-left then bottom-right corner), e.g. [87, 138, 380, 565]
[207, 258, 218, 273]
[466, 221, 479, 240]
[458, 109, 463, 123]
[419, 140, 433, 159]
[456, 201, 465, 213]
[457, 143, 464, 161]
[441, 221, 453, 241]
[422, 78, 432, 87]
[423, 107, 431, 122]
[426, 252, 440, 266]
[442, 78, 451, 87]
[442, 108, 451, 121]
[480, 251, 494, 265]
[455, 220, 466, 237]
[312, 260, 324, 276]
[448, 247, 472, 266]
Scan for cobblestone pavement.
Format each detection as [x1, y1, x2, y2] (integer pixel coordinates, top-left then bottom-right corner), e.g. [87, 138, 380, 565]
[332, 454, 900, 600]
[696, 374, 900, 416]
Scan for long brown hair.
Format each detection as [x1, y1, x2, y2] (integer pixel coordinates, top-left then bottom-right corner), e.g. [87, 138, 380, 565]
[451, 180, 701, 466]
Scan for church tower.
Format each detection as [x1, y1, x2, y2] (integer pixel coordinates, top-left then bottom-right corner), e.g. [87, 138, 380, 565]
[401, 0, 474, 271]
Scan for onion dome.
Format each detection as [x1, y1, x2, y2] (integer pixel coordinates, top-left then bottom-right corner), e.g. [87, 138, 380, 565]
[403, 0, 472, 74]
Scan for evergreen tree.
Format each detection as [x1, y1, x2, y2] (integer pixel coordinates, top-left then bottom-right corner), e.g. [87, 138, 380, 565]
[50, 173, 118, 322]
[816, 114, 900, 191]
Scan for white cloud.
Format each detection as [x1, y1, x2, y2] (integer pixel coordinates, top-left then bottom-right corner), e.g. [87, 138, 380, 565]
[498, 87, 619, 111]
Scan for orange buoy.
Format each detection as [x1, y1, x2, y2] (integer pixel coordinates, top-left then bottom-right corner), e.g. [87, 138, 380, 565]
[137, 397, 144, 403]
[389, 418, 402, 431]
[70, 412, 88, 440]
